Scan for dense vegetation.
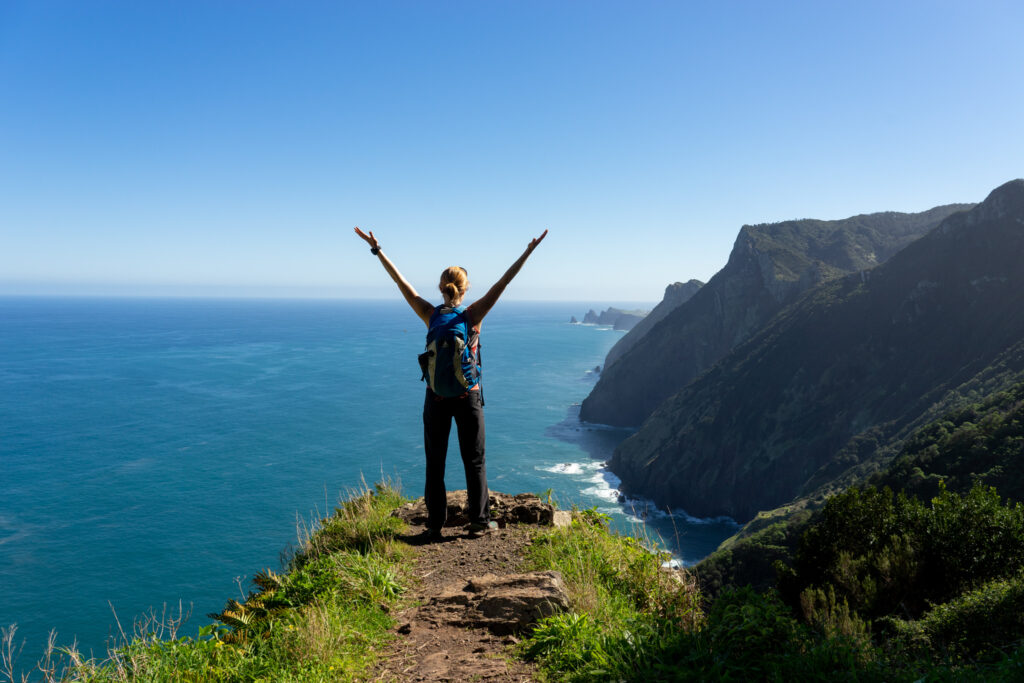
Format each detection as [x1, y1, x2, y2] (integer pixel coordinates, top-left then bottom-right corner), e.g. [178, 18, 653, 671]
[698, 377, 1024, 595]
[873, 382, 1024, 502]
[781, 484, 1024, 655]
[523, 491, 1024, 681]
[520, 511, 883, 681]
[663, 379, 1023, 680]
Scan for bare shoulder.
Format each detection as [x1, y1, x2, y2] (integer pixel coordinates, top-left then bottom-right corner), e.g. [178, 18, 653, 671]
[414, 297, 435, 326]
[464, 304, 482, 330]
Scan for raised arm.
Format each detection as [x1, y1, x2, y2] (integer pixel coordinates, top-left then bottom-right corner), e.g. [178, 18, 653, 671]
[354, 227, 433, 326]
[467, 230, 548, 327]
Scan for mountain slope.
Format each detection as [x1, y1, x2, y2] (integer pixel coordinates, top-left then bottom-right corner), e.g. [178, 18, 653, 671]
[609, 180, 1024, 521]
[869, 380, 1024, 502]
[580, 204, 972, 427]
[603, 280, 704, 368]
[696, 373, 1024, 600]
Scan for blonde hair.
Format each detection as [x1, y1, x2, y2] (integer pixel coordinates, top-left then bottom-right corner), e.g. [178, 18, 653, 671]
[439, 266, 469, 302]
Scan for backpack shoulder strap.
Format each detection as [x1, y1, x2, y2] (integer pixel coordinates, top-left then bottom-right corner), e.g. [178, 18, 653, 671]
[428, 305, 446, 327]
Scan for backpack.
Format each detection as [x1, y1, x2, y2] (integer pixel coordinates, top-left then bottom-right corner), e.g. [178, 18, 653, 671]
[418, 305, 481, 398]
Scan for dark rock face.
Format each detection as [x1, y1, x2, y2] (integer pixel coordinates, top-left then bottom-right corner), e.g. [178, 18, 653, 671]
[581, 307, 649, 330]
[581, 203, 973, 427]
[603, 280, 704, 369]
[610, 180, 1024, 521]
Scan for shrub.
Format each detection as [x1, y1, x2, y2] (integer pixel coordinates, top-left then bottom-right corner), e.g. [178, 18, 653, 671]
[784, 483, 1024, 623]
[885, 572, 1024, 660]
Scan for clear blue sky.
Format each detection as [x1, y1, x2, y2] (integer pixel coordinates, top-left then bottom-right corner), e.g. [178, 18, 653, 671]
[2, 1, 1022, 302]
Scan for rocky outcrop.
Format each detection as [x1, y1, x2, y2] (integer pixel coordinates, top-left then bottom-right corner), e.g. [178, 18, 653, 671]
[580, 203, 973, 427]
[413, 571, 571, 635]
[392, 491, 561, 527]
[581, 307, 649, 330]
[610, 180, 1024, 521]
[604, 280, 704, 369]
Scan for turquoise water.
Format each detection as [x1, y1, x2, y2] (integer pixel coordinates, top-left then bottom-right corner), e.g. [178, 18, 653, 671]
[0, 297, 736, 664]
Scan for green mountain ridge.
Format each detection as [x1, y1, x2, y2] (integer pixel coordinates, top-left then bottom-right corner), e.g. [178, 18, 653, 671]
[610, 179, 1024, 522]
[580, 203, 972, 427]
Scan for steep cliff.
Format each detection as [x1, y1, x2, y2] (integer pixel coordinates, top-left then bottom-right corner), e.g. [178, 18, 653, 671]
[603, 280, 704, 368]
[580, 204, 972, 427]
[610, 180, 1024, 521]
[581, 307, 648, 330]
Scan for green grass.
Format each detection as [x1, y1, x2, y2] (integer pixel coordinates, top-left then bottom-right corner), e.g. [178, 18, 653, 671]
[4, 481, 411, 683]
[517, 509, 899, 682]
[518, 509, 890, 682]
[517, 501, 1024, 682]
[519, 508, 703, 681]
[518, 512, 896, 681]
[16, 482, 1024, 682]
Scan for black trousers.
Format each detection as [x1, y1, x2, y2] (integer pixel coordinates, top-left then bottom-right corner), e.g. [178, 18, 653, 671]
[423, 388, 488, 530]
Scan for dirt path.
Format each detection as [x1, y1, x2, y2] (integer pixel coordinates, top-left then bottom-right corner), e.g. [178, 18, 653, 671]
[372, 521, 540, 682]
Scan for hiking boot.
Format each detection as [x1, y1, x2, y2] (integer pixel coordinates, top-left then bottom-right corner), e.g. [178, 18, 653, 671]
[465, 521, 498, 535]
[420, 527, 443, 542]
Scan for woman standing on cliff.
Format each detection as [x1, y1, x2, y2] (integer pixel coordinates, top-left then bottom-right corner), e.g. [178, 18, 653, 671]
[353, 227, 548, 540]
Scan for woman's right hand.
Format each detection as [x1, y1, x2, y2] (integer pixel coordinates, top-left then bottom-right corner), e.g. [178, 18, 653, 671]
[354, 226, 380, 251]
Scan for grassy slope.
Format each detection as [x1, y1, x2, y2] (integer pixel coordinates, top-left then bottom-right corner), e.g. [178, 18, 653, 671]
[523, 504, 1024, 682]
[15, 483, 1024, 682]
[9, 483, 411, 683]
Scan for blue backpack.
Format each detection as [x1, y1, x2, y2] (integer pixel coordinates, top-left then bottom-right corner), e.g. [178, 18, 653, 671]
[418, 305, 481, 398]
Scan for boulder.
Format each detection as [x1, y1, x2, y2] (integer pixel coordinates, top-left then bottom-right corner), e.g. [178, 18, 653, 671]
[424, 571, 570, 634]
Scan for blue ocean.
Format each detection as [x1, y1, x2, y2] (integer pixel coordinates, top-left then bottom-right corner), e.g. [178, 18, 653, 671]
[0, 297, 736, 664]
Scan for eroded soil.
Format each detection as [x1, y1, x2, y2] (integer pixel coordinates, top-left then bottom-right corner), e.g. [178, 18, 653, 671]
[372, 522, 539, 682]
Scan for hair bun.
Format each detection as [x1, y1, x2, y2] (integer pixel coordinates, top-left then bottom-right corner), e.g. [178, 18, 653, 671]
[439, 266, 469, 301]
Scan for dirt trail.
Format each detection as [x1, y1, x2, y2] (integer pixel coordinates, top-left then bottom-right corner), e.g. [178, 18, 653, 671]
[372, 518, 543, 682]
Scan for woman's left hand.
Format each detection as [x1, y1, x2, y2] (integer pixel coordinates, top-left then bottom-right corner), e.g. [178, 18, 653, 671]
[527, 229, 548, 253]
